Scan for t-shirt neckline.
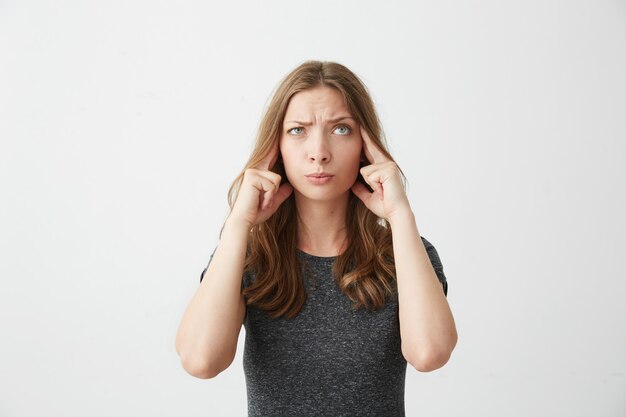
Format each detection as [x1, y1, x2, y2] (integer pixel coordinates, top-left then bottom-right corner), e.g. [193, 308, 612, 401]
[296, 248, 338, 261]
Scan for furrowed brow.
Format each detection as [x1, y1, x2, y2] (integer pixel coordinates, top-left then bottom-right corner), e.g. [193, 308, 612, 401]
[284, 116, 355, 125]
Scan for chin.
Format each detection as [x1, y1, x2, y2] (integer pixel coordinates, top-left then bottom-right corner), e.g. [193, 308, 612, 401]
[293, 185, 352, 202]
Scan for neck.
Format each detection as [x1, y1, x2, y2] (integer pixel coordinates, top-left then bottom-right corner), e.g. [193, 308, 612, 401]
[294, 192, 350, 257]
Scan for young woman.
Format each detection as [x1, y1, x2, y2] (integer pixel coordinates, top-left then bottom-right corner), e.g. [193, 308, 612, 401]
[176, 60, 457, 416]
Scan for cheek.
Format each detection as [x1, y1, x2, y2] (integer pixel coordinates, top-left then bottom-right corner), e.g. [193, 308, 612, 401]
[351, 147, 364, 178]
[346, 144, 363, 167]
[334, 147, 361, 182]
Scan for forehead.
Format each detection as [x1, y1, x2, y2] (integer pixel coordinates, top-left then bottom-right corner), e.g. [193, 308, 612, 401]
[284, 86, 350, 118]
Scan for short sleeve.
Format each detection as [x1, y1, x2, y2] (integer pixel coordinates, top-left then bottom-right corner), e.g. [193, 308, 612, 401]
[199, 246, 253, 292]
[199, 246, 218, 283]
[420, 236, 448, 297]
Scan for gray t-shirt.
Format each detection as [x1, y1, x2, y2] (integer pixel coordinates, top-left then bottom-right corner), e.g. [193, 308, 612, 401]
[200, 236, 448, 417]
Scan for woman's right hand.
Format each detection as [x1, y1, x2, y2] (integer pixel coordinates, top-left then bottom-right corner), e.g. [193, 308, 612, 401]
[228, 144, 293, 228]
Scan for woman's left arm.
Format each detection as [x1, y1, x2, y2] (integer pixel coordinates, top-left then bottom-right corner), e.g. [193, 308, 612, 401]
[352, 126, 458, 372]
[388, 209, 458, 372]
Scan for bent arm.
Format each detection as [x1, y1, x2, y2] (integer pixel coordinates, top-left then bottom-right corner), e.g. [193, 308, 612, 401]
[391, 210, 458, 372]
[175, 218, 249, 378]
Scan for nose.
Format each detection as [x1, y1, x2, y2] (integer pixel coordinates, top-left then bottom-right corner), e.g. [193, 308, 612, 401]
[308, 130, 331, 163]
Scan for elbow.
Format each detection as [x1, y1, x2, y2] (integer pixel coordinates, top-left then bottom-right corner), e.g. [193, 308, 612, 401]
[407, 350, 452, 372]
[176, 341, 236, 379]
[404, 337, 457, 373]
[176, 343, 225, 379]
[179, 354, 223, 379]
[175, 333, 229, 379]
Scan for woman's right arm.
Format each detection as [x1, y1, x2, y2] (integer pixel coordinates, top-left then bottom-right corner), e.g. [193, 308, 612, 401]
[175, 216, 250, 379]
[175, 145, 293, 379]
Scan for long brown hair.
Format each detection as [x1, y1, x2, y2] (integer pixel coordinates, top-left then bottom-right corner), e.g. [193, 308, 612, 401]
[225, 60, 407, 319]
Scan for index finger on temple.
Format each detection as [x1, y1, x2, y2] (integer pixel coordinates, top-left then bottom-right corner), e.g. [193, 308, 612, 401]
[360, 125, 385, 164]
[257, 142, 279, 170]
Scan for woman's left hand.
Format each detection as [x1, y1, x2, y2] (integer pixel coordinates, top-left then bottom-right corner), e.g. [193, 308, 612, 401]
[351, 126, 412, 222]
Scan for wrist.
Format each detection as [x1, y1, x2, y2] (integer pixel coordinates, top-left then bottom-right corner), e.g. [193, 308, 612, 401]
[222, 215, 253, 238]
[388, 207, 415, 229]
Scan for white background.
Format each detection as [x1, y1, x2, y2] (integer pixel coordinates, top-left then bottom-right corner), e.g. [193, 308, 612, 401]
[1, 1, 625, 416]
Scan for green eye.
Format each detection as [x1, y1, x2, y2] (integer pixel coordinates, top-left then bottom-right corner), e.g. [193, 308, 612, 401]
[288, 127, 304, 135]
[334, 125, 351, 135]
[287, 126, 351, 136]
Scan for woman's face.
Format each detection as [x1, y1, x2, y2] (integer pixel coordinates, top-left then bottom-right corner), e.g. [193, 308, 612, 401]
[279, 85, 362, 203]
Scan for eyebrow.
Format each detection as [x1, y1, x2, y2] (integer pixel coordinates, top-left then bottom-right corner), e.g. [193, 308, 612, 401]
[284, 116, 355, 126]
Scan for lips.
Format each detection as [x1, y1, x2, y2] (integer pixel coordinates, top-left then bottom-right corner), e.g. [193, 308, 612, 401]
[306, 173, 333, 178]
[305, 173, 334, 185]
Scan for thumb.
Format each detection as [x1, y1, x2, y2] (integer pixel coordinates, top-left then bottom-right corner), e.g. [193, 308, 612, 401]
[272, 182, 294, 207]
[351, 181, 371, 204]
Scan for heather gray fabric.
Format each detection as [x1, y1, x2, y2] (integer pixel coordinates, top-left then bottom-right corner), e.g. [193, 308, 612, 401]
[200, 236, 448, 417]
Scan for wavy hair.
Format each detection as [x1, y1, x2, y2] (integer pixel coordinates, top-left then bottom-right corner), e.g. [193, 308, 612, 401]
[224, 60, 406, 319]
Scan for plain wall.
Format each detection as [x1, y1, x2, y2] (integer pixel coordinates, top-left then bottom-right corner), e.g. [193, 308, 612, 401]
[1, 0, 625, 416]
